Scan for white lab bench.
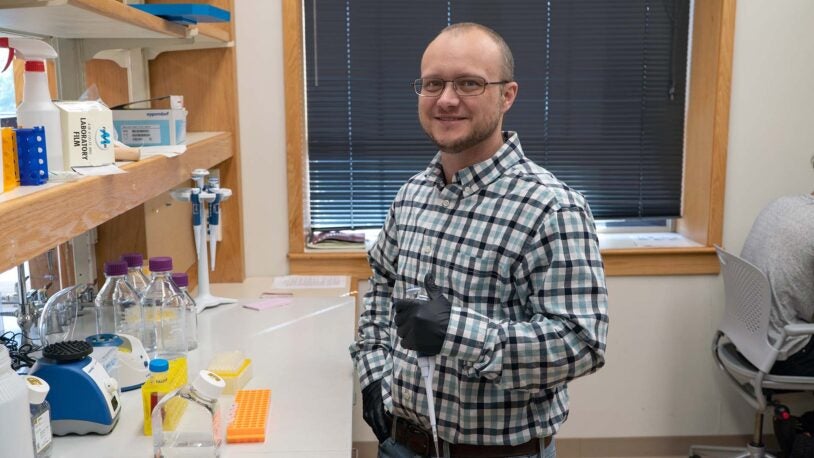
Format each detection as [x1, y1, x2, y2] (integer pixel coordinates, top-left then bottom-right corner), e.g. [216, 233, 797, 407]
[49, 279, 356, 457]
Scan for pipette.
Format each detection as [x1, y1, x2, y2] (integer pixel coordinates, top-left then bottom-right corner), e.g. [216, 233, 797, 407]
[208, 192, 221, 270]
[207, 177, 221, 271]
[405, 287, 441, 458]
[418, 352, 440, 457]
[190, 188, 202, 259]
[191, 168, 209, 189]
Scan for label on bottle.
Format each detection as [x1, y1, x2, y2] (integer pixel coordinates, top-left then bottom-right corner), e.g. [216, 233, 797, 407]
[33, 410, 52, 453]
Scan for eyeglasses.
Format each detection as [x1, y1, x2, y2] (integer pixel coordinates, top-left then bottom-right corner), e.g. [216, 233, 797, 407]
[412, 76, 510, 97]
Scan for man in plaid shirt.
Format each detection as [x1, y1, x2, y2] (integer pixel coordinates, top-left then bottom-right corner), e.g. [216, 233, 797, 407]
[350, 22, 608, 458]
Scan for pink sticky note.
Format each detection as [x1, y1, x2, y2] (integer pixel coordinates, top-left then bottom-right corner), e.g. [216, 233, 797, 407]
[243, 297, 293, 311]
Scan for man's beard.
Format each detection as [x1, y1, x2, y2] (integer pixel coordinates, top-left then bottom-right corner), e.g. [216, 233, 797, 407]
[422, 109, 502, 155]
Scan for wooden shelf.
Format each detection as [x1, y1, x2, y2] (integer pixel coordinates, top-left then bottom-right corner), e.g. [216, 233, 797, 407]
[0, 0, 230, 42]
[288, 244, 721, 278]
[0, 131, 232, 274]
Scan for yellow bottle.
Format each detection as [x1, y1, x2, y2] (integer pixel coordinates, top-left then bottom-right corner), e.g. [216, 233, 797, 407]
[142, 357, 188, 435]
[142, 359, 171, 435]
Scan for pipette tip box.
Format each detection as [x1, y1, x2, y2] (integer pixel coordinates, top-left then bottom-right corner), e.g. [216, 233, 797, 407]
[207, 351, 252, 394]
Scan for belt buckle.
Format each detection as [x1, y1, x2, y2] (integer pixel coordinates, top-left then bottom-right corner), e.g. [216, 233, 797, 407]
[406, 423, 433, 457]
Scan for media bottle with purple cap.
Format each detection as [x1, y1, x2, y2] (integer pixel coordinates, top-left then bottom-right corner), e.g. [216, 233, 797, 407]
[121, 252, 150, 296]
[171, 272, 198, 351]
[94, 260, 143, 338]
[140, 257, 187, 359]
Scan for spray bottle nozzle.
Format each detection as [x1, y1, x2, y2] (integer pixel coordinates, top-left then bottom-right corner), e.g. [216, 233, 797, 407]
[0, 38, 14, 72]
[0, 36, 58, 73]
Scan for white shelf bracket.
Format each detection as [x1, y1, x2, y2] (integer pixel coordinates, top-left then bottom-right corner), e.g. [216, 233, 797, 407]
[82, 36, 233, 63]
[91, 48, 151, 106]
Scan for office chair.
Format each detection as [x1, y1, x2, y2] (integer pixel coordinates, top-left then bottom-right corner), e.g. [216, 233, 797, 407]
[689, 246, 814, 458]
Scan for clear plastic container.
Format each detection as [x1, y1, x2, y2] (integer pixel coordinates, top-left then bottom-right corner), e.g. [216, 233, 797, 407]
[94, 260, 143, 339]
[140, 257, 186, 359]
[0, 347, 34, 458]
[25, 375, 52, 458]
[171, 272, 198, 351]
[152, 370, 226, 457]
[121, 253, 150, 296]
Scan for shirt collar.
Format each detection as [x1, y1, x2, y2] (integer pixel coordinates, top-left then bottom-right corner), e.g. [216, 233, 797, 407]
[424, 131, 525, 195]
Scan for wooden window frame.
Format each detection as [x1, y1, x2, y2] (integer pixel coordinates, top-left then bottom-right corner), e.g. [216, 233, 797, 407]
[283, 0, 736, 278]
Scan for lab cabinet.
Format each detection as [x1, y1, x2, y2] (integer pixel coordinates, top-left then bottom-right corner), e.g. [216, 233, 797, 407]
[0, 0, 244, 285]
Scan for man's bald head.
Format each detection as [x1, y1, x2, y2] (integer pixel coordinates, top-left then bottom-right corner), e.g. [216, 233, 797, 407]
[432, 23, 514, 82]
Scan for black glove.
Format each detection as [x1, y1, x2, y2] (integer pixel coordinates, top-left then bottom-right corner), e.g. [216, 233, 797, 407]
[361, 379, 392, 443]
[394, 273, 452, 356]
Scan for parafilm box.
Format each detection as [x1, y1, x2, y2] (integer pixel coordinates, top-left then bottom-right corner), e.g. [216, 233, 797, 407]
[112, 96, 187, 147]
[54, 101, 115, 167]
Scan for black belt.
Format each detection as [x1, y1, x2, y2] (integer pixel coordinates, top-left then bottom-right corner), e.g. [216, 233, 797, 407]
[392, 416, 552, 458]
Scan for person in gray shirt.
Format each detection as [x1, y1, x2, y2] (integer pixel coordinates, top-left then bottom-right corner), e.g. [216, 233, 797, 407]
[741, 193, 814, 376]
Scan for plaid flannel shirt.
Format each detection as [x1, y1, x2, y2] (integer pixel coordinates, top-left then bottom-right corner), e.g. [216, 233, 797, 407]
[350, 132, 608, 445]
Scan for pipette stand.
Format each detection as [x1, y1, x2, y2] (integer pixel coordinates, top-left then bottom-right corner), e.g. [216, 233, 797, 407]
[171, 186, 235, 313]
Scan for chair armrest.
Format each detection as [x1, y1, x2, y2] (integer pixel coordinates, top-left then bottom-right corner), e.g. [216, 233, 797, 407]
[783, 323, 814, 336]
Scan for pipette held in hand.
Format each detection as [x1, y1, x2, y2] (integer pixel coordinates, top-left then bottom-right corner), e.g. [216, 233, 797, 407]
[405, 286, 441, 458]
[417, 352, 440, 458]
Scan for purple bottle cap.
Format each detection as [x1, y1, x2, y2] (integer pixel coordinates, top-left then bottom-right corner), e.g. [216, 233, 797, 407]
[171, 272, 189, 288]
[148, 256, 173, 272]
[121, 253, 144, 268]
[104, 260, 128, 277]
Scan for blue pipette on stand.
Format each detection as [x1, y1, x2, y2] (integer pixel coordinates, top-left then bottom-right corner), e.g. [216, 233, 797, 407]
[405, 287, 441, 458]
[190, 188, 202, 259]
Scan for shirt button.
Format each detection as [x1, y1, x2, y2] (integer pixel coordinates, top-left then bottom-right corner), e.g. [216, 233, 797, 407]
[442, 199, 450, 207]
[464, 186, 471, 193]
[422, 246, 432, 255]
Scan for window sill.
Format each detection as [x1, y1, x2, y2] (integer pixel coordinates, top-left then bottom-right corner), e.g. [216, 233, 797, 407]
[288, 244, 719, 278]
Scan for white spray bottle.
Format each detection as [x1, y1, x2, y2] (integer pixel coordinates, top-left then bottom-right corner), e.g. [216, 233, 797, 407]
[0, 37, 65, 171]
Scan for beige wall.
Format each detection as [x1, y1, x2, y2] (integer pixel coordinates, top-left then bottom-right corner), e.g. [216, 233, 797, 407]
[235, 0, 814, 441]
[234, 0, 289, 278]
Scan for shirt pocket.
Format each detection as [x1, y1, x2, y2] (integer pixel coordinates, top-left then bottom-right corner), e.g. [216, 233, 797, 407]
[396, 230, 433, 291]
[448, 248, 502, 315]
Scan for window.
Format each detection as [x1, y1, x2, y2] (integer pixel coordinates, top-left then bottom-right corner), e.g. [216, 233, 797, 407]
[0, 49, 15, 121]
[284, 0, 736, 277]
[304, 1, 690, 230]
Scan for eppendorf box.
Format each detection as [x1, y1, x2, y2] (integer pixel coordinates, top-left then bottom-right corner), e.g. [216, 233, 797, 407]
[112, 96, 187, 147]
[54, 101, 115, 167]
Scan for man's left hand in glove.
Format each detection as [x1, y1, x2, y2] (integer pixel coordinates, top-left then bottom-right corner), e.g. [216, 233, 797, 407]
[393, 272, 452, 356]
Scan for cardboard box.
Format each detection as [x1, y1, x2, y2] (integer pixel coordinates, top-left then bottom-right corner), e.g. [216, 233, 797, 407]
[54, 101, 115, 168]
[112, 98, 187, 147]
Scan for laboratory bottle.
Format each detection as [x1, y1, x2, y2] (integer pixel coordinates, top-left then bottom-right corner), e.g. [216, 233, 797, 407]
[16, 60, 64, 172]
[122, 252, 150, 296]
[0, 346, 35, 458]
[152, 370, 226, 457]
[142, 358, 172, 436]
[25, 375, 52, 458]
[94, 260, 144, 339]
[171, 272, 198, 351]
[141, 257, 187, 359]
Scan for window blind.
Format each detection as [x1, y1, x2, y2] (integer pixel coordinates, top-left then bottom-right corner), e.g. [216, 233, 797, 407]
[304, 0, 690, 230]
